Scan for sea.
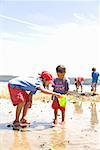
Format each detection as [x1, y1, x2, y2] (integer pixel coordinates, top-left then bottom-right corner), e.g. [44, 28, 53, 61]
[0, 82, 100, 94]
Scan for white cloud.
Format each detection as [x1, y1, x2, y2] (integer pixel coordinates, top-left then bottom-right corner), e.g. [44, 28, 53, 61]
[0, 14, 38, 27]
[0, 14, 99, 77]
[73, 13, 85, 20]
[73, 13, 98, 24]
[0, 32, 23, 39]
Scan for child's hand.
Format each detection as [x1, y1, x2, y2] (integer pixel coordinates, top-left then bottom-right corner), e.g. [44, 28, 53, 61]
[55, 93, 62, 98]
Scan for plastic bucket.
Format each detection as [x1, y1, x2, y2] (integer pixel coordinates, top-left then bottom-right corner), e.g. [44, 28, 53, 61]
[58, 95, 67, 107]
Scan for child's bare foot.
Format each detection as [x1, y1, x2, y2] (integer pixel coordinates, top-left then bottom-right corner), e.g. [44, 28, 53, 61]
[60, 121, 65, 126]
[20, 119, 30, 124]
[13, 120, 20, 127]
[52, 119, 57, 125]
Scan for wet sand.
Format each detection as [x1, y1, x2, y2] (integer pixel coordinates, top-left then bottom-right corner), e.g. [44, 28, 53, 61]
[0, 98, 100, 150]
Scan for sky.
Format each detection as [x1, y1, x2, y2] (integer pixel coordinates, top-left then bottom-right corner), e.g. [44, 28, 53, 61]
[0, 0, 99, 78]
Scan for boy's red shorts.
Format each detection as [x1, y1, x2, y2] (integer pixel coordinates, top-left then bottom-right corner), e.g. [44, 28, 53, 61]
[8, 83, 29, 106]
[52, 100, 65, 111]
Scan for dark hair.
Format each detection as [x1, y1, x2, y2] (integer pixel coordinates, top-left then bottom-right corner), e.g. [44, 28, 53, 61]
[92, 67, 96, 72]
[56, 65, 66, 73]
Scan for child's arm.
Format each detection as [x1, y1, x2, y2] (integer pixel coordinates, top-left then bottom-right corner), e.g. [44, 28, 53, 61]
[38, 87, 62, 98]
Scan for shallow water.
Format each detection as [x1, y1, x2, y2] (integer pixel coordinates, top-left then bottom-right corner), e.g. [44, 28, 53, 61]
[0, 99, 100, 150]
[70, 84, 100, 93]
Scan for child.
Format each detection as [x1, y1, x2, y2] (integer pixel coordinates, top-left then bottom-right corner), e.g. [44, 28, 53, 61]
[74, 77, 84, 92]
[8, 71, 62, 127]
[52, 65, 69, 125]
[74, 78, 78, 92]
[91, 67, 99, 95]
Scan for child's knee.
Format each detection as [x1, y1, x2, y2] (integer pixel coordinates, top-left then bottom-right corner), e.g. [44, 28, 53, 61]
[17, 102, 25, 108]
[61, 108, 65, 113]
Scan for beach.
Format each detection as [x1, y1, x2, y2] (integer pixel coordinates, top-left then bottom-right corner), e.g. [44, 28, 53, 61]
[0, 0, 99, 149]
[0, 83, 100, 150]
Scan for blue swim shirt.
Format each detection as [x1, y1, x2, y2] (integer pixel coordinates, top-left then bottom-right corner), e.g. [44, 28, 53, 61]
[92, 72, 99, 83]
[9, 76, 43, 94]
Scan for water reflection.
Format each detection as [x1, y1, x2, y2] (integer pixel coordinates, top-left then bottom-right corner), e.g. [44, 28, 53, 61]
[0, 99, 100, 150]
[73, 102, 83, 114]
[90, 102, 98, 128]
[50, 128, 68, 150]
[10, 131, 30, 150]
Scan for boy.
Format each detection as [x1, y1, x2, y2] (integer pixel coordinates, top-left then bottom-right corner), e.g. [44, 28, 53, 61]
[52, 65, 69, 125]
[91, 67, 99, 95]
[8, 71, 62, 127]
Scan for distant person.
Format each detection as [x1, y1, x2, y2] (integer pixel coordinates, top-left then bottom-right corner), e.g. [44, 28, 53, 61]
[91, 67, 99, 95]
[74, 77, 84, 92]
[8, 71, 62, 128]
[52, 65, 69, 125]
[74, 78, 78, 92]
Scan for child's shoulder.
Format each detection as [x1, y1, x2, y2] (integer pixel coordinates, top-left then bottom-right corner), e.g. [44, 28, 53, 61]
[54, 77, 67, 82]
[53, 77, 59, 81]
